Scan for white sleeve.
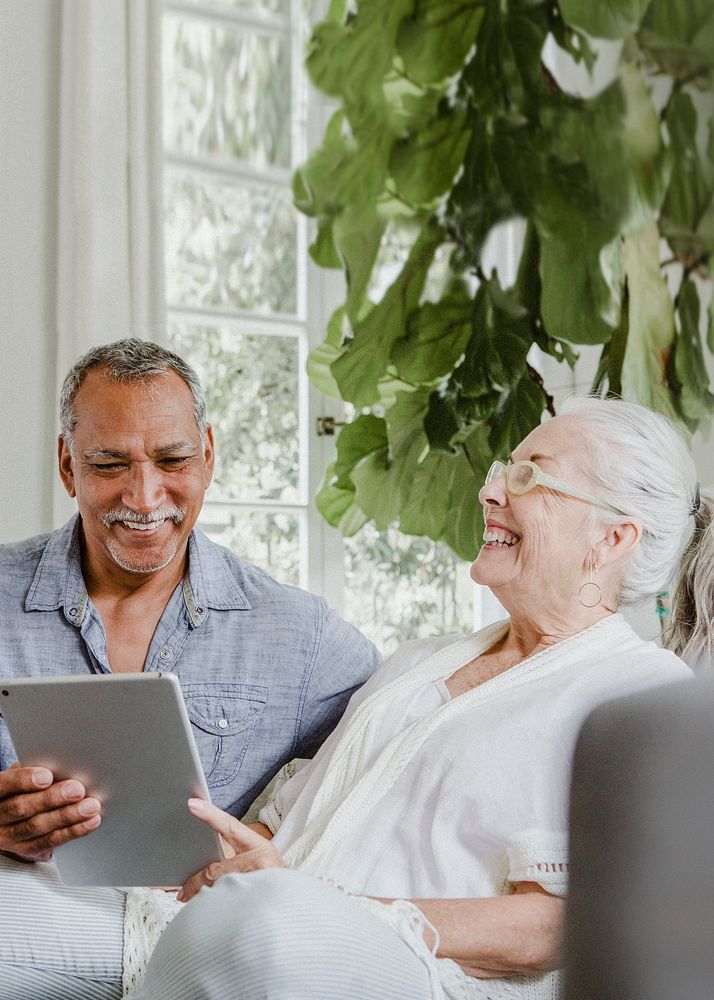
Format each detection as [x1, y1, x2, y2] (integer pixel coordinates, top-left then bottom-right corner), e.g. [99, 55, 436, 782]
[506, 829, 569, 897]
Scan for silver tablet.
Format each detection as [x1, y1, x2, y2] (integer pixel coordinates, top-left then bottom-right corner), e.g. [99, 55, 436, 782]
[0, 673, 224, 887]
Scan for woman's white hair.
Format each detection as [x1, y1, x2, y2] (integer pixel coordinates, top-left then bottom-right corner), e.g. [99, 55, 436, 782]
[559, 396, 698, 609]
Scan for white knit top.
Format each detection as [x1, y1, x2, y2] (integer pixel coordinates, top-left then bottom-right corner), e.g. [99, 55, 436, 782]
[259, 614, 691, 999]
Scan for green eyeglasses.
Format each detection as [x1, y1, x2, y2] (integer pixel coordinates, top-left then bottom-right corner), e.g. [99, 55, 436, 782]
[485, 460, 629, 516]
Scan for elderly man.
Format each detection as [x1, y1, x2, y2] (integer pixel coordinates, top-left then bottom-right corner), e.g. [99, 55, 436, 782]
[0, 338, 379, 999]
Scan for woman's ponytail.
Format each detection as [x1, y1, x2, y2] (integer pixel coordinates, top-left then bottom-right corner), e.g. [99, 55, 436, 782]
[663, 490, 714, 669]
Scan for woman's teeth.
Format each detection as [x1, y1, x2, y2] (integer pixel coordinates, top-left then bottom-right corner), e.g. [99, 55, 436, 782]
[483, 528, 520, 547]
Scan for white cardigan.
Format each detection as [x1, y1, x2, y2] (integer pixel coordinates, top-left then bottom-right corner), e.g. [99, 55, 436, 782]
[258, 614, 691, 1000]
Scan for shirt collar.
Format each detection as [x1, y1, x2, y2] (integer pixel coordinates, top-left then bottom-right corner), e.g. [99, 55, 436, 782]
[25, 514, 88, 625]
[25, 514, 251, 628]
[184, 526, 251, 626]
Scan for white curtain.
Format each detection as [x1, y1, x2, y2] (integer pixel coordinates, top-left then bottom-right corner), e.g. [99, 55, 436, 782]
[54, 0, 165, 524]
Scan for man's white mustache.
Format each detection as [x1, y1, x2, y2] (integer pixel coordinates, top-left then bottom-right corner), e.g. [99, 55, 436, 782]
[100, 507, 186, 527]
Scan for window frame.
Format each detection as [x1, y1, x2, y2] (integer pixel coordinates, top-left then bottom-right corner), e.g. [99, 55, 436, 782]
[162, 0, 336, 597]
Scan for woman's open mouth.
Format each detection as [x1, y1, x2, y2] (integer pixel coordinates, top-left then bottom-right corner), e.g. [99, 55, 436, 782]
[482, 527, 520, 548]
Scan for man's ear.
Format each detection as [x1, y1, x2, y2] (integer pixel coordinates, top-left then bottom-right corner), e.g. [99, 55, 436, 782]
[595, 520, 641, 570]
[203, 425, 215, 486]
[58, 435, 76, 498]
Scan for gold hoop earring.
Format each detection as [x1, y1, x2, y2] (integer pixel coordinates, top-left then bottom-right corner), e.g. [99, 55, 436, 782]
[578, 558, 602, 609]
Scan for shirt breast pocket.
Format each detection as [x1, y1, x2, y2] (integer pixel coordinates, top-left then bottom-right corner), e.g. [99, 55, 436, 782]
[182, 683, 268, 789]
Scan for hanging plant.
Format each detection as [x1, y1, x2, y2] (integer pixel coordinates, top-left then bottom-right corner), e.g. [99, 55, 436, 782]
[295, 0, 714, 560]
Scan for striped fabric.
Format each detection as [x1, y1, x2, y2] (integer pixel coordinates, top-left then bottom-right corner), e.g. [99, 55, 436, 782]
[130, 868, 433, 1000]
[0, 854, 124, 1000]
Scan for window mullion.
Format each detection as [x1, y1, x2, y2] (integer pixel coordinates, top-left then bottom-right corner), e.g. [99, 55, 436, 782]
[164, 1, 289, 34]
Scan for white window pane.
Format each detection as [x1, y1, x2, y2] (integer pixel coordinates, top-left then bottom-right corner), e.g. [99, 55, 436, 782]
[343, 525, 477, 656]
[200, 504, 301, 585]
[170, 321, 300, 502]
[165, 173, 298, 314]
[163, 13, 292, 167]
[176, 0, 290, 16]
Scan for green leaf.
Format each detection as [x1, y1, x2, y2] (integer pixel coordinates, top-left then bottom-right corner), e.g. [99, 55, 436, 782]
[333, 209, 388, 323]
[661, 92, 714, 263]
[306, 0, 415, 110]
[488, 374, 547, 458]
[639, 0, 714, 83]
[559, 0, 651, 40]
[538, 234, 619, 345]
[399, 450, 455, 539]
[396, 0, 485, 85]
[309, 219, 341, 269]
[390, 284, 473, 382]
[619, 64, 672, 233]
[331, 222, 444, 406]
[333, 413, 388, 480]
[295, 113, 393, 220]
[306, 308, 347, 399]
[315, 414, 389, 535]
[440, 427, 491, 561]
[316, 461, 368, 534]
[455, 279, 532, 395]
[673, 278, 714, 421]
[389, 106, 471, 206]
[424, 391, 463, 452]
[351, 388, 430, 529]
[466, 4, 550, 116]
[537, 71, 669, 242]
[619, 223, 677, 418]
[447, 115, 517, 266]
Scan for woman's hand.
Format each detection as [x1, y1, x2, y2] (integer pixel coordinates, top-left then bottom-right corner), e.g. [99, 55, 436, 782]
[177, 798, 286, 902]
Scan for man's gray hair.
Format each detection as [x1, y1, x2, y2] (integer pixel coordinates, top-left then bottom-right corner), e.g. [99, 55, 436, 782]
[60, 338, 208, 452]
[560, 396, 698, 609]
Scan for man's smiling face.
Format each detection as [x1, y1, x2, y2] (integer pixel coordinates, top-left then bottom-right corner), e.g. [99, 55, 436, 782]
[58, 367, 214, 582]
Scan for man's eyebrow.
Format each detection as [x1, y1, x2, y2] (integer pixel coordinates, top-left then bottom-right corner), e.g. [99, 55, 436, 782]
[83, 448, 127, 461]
[82, 443, 198, 461]
[154, 442, 197, 456]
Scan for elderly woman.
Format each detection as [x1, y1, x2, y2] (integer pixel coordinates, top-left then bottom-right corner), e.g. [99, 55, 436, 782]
[130, 396, 704, 1000]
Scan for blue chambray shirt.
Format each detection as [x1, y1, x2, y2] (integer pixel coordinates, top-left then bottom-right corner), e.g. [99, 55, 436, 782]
[0, 515, 380, 818]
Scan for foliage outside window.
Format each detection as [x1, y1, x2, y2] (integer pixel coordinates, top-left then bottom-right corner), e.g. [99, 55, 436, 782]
[299, 0, 714, 562]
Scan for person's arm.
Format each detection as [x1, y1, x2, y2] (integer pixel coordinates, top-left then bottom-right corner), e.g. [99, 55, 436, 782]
[0, 763, 101, 862]
[293, 604, 381, 759]
[392, 884, 564, 977]
[179, 801, 565, 978]
[245, 821, 273, 840]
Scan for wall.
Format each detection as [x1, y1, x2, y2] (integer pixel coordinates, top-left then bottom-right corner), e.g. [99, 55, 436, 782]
[0, 0, 62, 543]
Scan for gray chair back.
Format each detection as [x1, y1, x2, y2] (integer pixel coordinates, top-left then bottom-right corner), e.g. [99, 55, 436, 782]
[564, 677, 714, 1000]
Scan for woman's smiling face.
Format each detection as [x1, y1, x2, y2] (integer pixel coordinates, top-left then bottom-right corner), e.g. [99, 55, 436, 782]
[470, 416, 601, 607]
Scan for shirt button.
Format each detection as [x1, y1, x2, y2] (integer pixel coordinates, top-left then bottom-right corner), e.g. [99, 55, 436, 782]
[159, 648, 172, 661]
[68, 607, 78, 617]
[195, 606, 204, 616]
[217, 718, 229, 730]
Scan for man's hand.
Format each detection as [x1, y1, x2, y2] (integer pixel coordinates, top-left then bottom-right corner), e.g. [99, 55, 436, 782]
[0, 763, 102, 862]
[177, 798, 285, 902]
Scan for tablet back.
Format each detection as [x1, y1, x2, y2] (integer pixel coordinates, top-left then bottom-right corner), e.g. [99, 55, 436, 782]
[0, 673, 223, 887]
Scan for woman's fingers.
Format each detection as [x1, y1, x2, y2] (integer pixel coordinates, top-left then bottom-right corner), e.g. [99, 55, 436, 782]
[187, 798, 273, 852]
[179, 799, 286, 902]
